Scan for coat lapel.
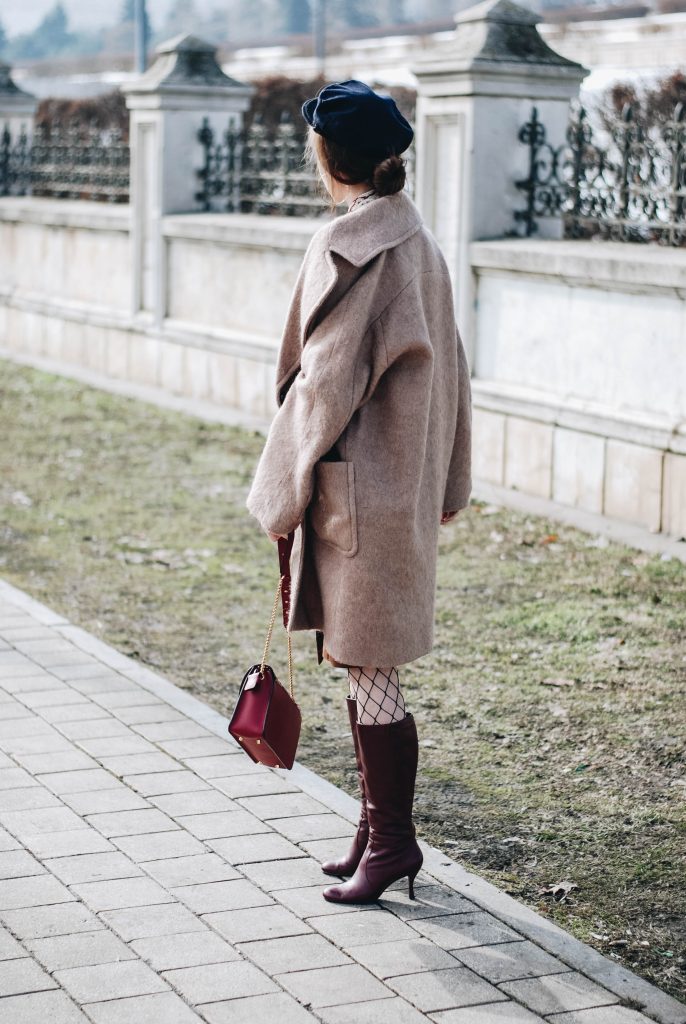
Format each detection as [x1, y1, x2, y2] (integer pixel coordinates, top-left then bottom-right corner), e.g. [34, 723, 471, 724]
[274, 189, 423, 407]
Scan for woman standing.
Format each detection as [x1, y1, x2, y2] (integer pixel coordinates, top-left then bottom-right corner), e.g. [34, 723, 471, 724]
[246, 79, 472, 904]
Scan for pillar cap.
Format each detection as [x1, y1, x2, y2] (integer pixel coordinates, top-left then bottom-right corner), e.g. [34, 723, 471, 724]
[121, 32, 254, 98]
[0, 60, 38, 111]
[412, 0, 588, 79]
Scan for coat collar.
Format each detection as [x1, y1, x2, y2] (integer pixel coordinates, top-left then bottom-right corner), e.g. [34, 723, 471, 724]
[326, 187, 423, 267]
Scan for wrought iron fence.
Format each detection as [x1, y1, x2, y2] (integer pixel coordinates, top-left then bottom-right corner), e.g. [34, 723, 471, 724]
[513, 101, 686, 247]
[195, 111, 416, 216]
[0, 122, 129, 202]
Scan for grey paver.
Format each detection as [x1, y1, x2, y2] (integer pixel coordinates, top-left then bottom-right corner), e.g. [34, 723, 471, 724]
[203, 905, 313, 944]
[0, 767, 39, 790]
[0, 901, 104, 939]
[44, 851, 143, 885]
[131, 929, 242, 970]
[0, 927, 26, 959]
[155, 736, 234, 759]
[210, 771, 298, 797]
[38, 703, 111, 724]
[85, 807, 181, 837]
[25, 929, 137, 971]
[0, 675, 63, 693]
[273, 883, 380, 918]
[113, 705, 187, 725]
[0, 989, 91, 1023]
[410, 911, 523, 950]
[499, 971, 619, 1015]
[38, 768, 129, 795]
[148, 789, 238, 817]
[308, 908, 418, 947]
[55, 959, 169, 1002]
[98, 752, 186, 776]
[141, 853, 239, 888]
[453, 939, 570, 983]
[175, 809, 271, 841]
[57, 719, 132, 740]
[380, 884, 478, 920]
[123, 770, 212, 797]
[388, 965, 509, 1012]
[87, 690, 161, 709]
[0, 716, 58, 739]
[0, 874, 76, 910]
[111, 829, 208, 862]
[20, 826, 114, 859]
[237, 932, 352, 975]
[317, 996, 430, 1023]
[75, 734, 157, 757]
[18, 688, 86, 708]
[237, 793, 330, 820]
[0, 955, 58, 995]
[239, 856, 330, 892]
[171, 878, 274, 914]
[70, 875, 176, 912]
[183, 754, 259, 779]
[62, 787, 150, 815]
[275, 961, 391, 1008]
[161, 960, 278, 1003]
[100, 902, 207, 941]
[0, 805, 90, 836]
[201, 992, 320, 1024]
[430, 1003, 547, 1023]
[547, 1008, 654, 1023]
[0, 848, 46, 878]
[207, 832, 307, 864]
[346, 936, 457, 979]
[15, 750, 99, 773]
[84, 991, 203, 1023]
[0, 786, 61, 812]
[267, 813, 356, 843]
[132, 720, 215, 742]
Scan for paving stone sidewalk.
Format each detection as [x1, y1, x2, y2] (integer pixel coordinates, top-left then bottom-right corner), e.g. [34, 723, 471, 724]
[0, 579, 684, 1024]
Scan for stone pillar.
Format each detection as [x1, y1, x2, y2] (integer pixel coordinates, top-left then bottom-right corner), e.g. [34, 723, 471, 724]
[0, 60, 38, 135]
[410, 0, 588, 363]
[121, 34, 254, 327]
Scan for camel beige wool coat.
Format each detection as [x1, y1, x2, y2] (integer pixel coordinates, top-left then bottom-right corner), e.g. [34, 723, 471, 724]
[245, 187, 472, 668]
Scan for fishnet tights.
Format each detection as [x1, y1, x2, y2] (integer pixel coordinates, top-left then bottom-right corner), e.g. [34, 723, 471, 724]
[347, 665, 406, 725]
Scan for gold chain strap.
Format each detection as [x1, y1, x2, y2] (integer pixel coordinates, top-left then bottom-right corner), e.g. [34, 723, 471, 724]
[259, 573, 294, 700]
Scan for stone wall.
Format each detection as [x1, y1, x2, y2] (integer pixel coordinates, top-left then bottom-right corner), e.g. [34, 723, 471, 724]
[1, 195, 684, 539]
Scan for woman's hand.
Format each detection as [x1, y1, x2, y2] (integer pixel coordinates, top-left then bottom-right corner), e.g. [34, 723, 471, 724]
[440, 509, 460, 525]
[267, 530, 289, 542]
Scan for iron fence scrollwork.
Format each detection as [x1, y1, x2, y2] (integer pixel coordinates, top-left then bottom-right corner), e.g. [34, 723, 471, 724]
[196, 111, 416, 216]
[513, 100, 686, 247]
[0, 122, 129, 202]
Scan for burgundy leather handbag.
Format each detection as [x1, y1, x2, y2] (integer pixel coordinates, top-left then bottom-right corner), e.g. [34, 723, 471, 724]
[228, 531, 302, 770]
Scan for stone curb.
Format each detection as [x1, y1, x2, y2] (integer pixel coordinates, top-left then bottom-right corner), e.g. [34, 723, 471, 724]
[0, 576, 683, 1024]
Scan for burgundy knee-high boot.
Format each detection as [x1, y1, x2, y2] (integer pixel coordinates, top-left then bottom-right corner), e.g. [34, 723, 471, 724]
[322, 712, 423, 904]
[321, 696, 369, 876]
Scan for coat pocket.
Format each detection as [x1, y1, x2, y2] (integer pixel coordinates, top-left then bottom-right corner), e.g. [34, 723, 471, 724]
[310, 459, 358, 556]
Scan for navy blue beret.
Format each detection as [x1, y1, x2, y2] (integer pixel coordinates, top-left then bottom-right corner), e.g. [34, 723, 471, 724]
[301, 79, 413, 160]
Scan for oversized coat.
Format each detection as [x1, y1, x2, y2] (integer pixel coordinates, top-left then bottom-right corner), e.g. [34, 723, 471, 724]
[245, 187, 472, 669]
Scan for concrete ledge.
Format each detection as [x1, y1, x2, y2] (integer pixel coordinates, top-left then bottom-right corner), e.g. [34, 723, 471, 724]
[471, 237, 686, 295]
[0, 195, 131, 232]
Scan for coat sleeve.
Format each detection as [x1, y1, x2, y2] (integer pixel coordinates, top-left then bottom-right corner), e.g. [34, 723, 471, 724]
[246, 294, 387, 536]
[442, 324, 473, 514]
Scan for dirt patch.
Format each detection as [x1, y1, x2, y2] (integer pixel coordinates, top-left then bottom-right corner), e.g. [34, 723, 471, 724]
[1, 358, 684, 1003]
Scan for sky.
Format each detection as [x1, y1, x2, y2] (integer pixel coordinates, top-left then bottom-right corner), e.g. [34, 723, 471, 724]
[0, 0, 215, 36]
